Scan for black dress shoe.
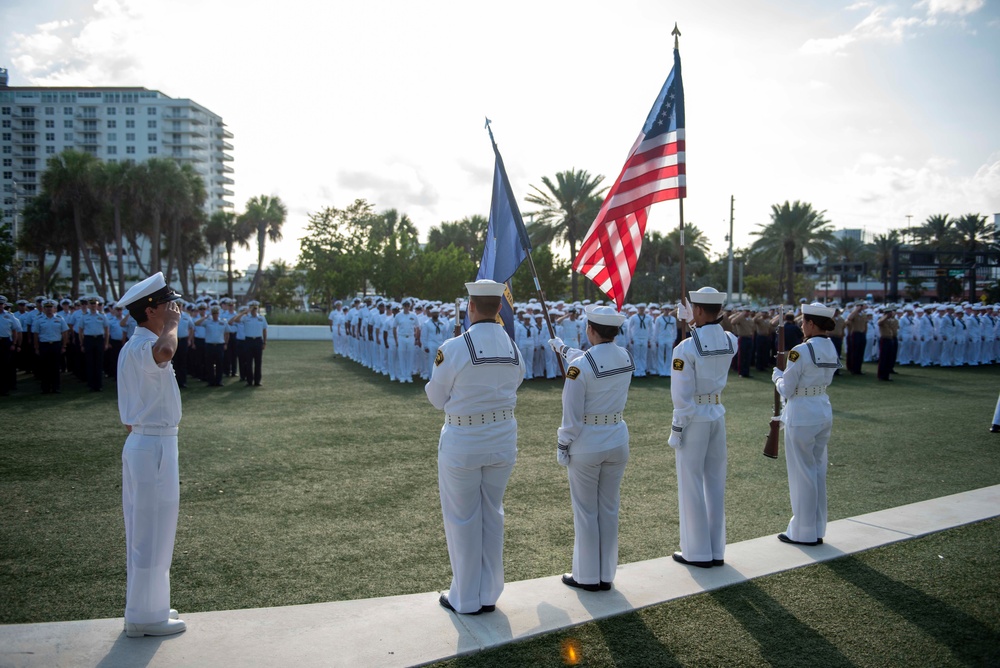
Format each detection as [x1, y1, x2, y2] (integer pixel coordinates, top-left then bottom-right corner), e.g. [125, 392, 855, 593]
[439, 594, 481, 615]
[672, 552, 713, 569]
[561, 574, 600, 591]
[778, 533, 821, 546]
[599, 581, 612, 591]
[479, 604, 496, 613]
[990, 424, 1000, 434]
[711, 559, 725, 567]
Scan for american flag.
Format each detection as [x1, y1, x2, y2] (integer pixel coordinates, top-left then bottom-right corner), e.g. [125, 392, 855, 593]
[574, 47, 686, 310]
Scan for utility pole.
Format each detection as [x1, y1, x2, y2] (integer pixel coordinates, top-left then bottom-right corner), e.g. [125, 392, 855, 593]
[726, 195, 734, 302]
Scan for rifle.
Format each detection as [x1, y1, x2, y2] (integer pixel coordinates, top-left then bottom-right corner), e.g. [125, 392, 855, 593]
[763, 305, 785, 459]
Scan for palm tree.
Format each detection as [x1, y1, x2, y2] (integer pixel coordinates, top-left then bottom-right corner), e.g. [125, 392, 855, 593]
[95, 161, 133, 298]
[867, 231, 901, 300]
[204, 210, 252, 298]
[42, 150, 105, 297]
[426, 215, 489, 264]
[750, 201, 833, 304]
[131, 158, 188, 276]
[953, 213, 995, 252]
[19, 193, 74, 295]
[914, 214, 956, 298]
[525, 169, 607, 301]
[240, 194, 288, 299]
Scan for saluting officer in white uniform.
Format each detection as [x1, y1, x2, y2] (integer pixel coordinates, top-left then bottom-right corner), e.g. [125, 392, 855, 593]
[771, 302, 840, 546]
[548, 304, 633, 591]
[425, 280, 526, 615]
[116, 272, 186, 638]
[668, 287, 737, 568]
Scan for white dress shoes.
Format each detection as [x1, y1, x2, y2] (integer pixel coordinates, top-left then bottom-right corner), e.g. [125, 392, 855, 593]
[125, 617, 186, 638]
[123, 609, 178, 631]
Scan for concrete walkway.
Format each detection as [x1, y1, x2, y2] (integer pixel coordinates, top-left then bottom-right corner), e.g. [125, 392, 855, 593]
[2, 485, 998, 668]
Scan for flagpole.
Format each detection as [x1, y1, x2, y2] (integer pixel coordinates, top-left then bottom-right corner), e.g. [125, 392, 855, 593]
[672, 23, 689, 318]
[486, 118, 565, 377]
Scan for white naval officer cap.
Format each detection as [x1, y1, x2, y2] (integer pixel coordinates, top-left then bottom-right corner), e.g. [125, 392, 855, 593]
[802, 302, 836, 318]
[689, 286, 727, 305]
[465, 279, 506, 297]
[117, 272, 182, 311]
[585, 304, 626, 327]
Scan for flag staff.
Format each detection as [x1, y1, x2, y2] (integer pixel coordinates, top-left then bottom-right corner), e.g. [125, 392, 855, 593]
[673, 22, 688, 310]
[485, 119, 565, 377]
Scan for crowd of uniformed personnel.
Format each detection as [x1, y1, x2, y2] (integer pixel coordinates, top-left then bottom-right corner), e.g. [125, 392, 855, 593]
[324, 293, 1000, 386]
[0, 294, 269, 396]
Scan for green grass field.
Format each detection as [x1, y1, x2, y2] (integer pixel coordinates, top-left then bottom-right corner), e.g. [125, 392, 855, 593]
[1, 341, 998, 664]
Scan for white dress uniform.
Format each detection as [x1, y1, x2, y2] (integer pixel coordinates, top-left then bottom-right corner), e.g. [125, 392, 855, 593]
[394, 308, 419, 383]
[917, 311, 935, 366]
[425, 293, 525, 614]
[937, 311, 956, 366]
[515, 318, 534, 379]
[669, 289, 737, 564]
[772, 333, 838, 544]
[556, 336, 633, 586]
[422, 315, 448, 377]
[116, 273, 184, 633]
[897, 311, 915, 365]
[627, 311, 652, 377]
[655, 312, 678, 376]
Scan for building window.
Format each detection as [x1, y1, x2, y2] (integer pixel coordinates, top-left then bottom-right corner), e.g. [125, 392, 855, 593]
[23, 159, 35, 167]
[1, 120, 8, 128]
[126, 146, 135, 154]
[45, 146, 55, 154]
[1, 107, 10, 115]
[1, 133, 9, 141]
[2, 159, 10, 167]
[19, 107, 35, 117]
[45, 133, 55, 141]
[64, 120, 73, 128]
[2, 172, 11, 180]
[45, 106, 55, 115]
[126, 133, 135, 141]
[64, 132, 73, 141]
[147, 107, 157, 115]
[108, 158, 117, 164]
[45, 119, 54, 128]
[148, 132, 157, 141]
[22, 133, 36, 142]
[107, 119, 116, 128]
[125, 120, 135, 128]
[107, 146, 117, 155]
[148, 146, 157, 155]
[24, 184, 37, 193]
[147, 120, 157, 128]
[125, 107, 135, 115]
[64, 107, 73, 115]
[107, 107, 117, 115]
[2, 146, 10, 154]
[107, 132, 117, 141]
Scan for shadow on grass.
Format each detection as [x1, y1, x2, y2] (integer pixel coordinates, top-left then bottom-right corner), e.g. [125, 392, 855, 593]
[710, 580, 855, 668]
[593, 605, 681, 667]
[825, 557, 1000, 666]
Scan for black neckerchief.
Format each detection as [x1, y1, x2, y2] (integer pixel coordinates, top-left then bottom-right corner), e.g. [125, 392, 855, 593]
[696, 317, 725, 328]
[469, 319, 497, 328]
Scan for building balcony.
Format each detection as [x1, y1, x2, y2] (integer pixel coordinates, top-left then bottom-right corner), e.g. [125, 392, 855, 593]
[213, 186, 235, 196]
[222, 153, 234, 162]
[222, 129, 234, 139]
[76, 111, 100, 119]
[214, 140, 234, 150]
[12, 136, 37, 145]
[171, 153, 206, 163]
[11, 110, 36, 119]
[222, 164, 234, 173]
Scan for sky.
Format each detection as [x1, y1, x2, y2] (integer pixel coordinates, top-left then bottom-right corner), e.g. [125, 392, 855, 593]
[3, 0, 999, 274]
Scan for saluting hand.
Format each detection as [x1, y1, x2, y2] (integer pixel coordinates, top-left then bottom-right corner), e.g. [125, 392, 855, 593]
[163, 301, 182, 328]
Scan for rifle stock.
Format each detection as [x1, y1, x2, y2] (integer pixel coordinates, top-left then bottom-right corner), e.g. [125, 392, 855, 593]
[764, 308, 786, 459]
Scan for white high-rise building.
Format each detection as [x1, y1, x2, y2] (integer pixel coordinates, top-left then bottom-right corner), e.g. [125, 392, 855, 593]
[0, 66, 233, 235]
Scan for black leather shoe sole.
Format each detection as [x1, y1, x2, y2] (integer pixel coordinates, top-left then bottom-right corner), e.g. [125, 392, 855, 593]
[711, 559, 725, 567]
[561, 574, 600, 591]
[599, 581, 612, 591]
[479, 604, 496, 613]
[672, 552, 713, 568]
[990, 425, 1000, 433]
[778, 533, 821, 546]
[439, 594, 481, 615]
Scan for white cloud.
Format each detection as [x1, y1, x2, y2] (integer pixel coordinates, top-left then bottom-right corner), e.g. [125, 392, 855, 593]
[915, 0, 985, 16]
[801, 6, 925, 56]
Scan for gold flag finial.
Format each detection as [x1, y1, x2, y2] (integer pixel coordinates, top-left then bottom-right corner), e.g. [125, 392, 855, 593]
[672, 23, 681, 49]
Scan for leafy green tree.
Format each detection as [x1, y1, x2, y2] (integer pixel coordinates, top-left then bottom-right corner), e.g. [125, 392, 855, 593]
[258, 260, 301, 310]
[953, 213, 995, 252]
[525, 169, 606, 301]
[241, 194, 288, 299]
[510, 244, 570, 302]
[750, 201, 833, 305]
[413, 244, 477, 301]
[17, 193, 72, 296]
[299, 200, 378, 301]
[369, 208, 420, 298]
[426, 216, 488, 264]
[867, 231, 901, 300]
[204, 210, 252, 299]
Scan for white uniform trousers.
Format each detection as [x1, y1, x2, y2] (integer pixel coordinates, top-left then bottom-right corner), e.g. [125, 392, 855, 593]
[657, 342, 674, 376]
[122, 432, 180, 624]
[992, 392, 1000, 426]
[397, 337, 415, 382]
[647, 343, 658, 375]
[522, 344, 535, 379]
[631, 340, 649, 376]
[783, 422, 831, 544]
[567, 445, 629, 585]
[438, 448, 516, 614]
[675, 417, 727, 562]
[387, 341, 398, 380]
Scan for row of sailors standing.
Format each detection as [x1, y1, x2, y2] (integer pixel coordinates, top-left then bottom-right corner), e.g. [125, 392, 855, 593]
[0, 294, 268, 395]
[844, 301, 1000, 371]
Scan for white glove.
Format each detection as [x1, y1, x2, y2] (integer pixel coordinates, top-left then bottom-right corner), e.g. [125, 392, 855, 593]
[677, 301, 694, 325]
[771, 367, 783, 383]
[668, 428, 682, 449]
[557, 443, 570, 466]
[548, 337, 565, 353]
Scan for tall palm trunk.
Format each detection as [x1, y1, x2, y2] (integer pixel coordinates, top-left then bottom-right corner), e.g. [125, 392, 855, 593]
[74, 205, 105, 298]
[226, 241, 235, 298]
[784, 240, 796, 304]
[150, 209, 161, 275]
[114, 200, 125, 297]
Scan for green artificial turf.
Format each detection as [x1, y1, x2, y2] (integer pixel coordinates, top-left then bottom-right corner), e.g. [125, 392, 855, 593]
[0, 342, 997, 627]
